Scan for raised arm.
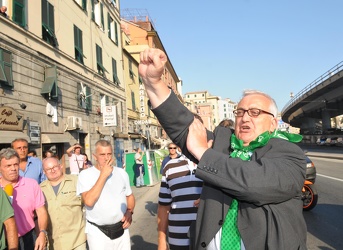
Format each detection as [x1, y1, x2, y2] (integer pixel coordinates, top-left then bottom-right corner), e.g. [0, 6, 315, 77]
[139, 48, 171, 108]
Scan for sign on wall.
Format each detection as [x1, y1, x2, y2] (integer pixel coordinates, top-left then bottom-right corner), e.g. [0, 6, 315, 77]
[0, 106, 24, 131]
[103, 105, 117, 127]
[29, 121, 41, 145]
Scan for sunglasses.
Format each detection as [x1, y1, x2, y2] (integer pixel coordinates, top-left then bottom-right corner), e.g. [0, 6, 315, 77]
[169, 147, 177, 149]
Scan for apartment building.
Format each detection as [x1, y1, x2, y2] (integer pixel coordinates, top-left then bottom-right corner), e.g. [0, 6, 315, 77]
[121, 9, 183, 142]
[218, 98, 236, 125]
[0, 0, 129, 168]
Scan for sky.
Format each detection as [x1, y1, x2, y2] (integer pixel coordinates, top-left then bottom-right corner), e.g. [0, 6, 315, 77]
[120, 0, 343, 111]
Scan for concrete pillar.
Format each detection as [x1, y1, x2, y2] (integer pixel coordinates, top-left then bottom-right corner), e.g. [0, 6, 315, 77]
[321, 109, 331, 131]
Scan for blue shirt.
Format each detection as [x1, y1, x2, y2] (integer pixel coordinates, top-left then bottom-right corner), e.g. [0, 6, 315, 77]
[19, 157, 46, 184]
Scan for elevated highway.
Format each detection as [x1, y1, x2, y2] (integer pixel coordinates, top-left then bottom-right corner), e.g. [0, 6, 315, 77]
[282, 61, 343, 134]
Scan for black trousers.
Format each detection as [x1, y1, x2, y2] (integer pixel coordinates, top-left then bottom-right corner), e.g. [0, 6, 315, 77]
[18, 228, 36, 250]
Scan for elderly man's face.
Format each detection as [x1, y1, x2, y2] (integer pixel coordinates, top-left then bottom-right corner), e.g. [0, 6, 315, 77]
[234, 94, 277, 146]
[43, 158, 63, 182]
[0, 156, 19, 183]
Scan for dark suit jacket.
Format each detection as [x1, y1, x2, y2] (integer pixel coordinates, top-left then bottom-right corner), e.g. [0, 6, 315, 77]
[152, 92, 307, 250]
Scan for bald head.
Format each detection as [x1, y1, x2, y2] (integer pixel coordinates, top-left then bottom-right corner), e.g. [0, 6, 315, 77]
[42, 157, 63, 183]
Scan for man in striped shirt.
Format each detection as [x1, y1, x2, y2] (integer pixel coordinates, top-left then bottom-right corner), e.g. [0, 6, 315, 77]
[158, 152, 203, 250]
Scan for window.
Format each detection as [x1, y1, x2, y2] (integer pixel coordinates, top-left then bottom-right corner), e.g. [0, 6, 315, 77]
[0, 49, 13, 88]
[112, 58, 120, 85]
[77, 82, 92, 110]
[131, 91, 136, 111]
[129, 60, 135, 79]
[100, 94, 109, 113]
[100, 3, 104, 30]
[92, 1, 102, 28]
[74, 25, 85, 64]
[108, 14, 119, 45]
[41, 66, 58, 100]
[13, 0, 26, 28]
[74, 0, 87, 11]
[42, 0, 58, 47]
[96, 44, 107, 76]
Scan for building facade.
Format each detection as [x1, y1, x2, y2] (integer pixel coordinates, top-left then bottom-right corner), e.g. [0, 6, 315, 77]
[121, 9, 183, 144]
[0, 0, 128, 168]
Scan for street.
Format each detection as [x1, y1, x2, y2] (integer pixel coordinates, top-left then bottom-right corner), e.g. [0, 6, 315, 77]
[130, 184, 160, 250]
[129, 145, 343, 249]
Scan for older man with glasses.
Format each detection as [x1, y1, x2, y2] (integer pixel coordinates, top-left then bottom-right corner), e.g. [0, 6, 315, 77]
[138, 48, 307, 250]
[40, 157, 87, 250]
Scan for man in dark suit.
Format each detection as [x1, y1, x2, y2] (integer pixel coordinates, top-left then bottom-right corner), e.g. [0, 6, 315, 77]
[138, 48, 307, 250]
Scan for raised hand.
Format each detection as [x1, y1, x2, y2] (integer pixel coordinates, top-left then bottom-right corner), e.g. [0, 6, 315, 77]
[139, 48, 167, 87]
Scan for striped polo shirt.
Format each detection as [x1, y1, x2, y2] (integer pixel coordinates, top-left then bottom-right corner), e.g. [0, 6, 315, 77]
[158, 155, 203, 250]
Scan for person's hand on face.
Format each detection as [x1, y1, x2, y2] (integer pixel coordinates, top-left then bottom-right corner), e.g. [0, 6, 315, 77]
[99, 158, 114, 178]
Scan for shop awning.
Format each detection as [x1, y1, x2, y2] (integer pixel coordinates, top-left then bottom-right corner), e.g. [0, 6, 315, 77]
[113, 133, 129, 139]
[41, 133, 72, 144]
[0, 131, 31, 144]
[128, 133, 142, 139]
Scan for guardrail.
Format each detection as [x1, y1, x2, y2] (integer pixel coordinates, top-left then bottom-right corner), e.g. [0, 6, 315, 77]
[282, 61, 343, 114]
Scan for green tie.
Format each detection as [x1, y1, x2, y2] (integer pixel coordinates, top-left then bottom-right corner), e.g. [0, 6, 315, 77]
[220, 198, 240, 249]
[220, 130, 302, 250]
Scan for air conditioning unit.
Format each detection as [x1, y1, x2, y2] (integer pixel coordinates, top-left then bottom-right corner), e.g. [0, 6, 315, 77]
[67, 116, 82, 130]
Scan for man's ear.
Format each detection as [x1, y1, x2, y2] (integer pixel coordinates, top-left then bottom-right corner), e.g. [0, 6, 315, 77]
[92, 153, 97, 162]
[270, 117, 278, 131]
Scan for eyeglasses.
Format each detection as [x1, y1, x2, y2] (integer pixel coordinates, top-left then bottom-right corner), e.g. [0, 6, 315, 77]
[44, 165, 60, 173]
[169, 147, 177, 150]
[233, 108, 274, 117]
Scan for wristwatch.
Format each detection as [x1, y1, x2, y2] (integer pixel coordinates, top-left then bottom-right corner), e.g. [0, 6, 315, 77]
[40, 229, 48, 236]
[127, 208, 134, 215]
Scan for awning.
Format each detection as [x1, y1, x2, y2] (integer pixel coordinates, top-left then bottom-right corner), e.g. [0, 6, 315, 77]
[0, 131, 31, 144]
[151, 137, 162, 145]
[41, 133, 72, 144]
[113, 133, 129, 139]
[128, 133, 142, 139]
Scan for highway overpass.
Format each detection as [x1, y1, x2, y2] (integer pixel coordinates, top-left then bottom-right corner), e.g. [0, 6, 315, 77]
[282, 61, 343, 134]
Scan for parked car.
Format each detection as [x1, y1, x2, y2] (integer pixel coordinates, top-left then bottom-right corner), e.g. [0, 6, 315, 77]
[305, 156, 316, 183]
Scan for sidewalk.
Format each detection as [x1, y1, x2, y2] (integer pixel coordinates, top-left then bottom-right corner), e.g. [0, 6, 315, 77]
[131, 182, 160, 201]
[299, 143, 343, 160]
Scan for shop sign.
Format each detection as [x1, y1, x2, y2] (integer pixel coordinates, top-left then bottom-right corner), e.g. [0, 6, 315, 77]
[103, 106, 117, 127]
[0, 106, 24, 131]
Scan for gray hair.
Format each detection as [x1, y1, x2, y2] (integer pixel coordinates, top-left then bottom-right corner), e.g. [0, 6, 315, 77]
[0, 148, 19, 163]
[94, 140, 112, 152]
[11, 138, 29, 148]
[242, 89, 278, 117]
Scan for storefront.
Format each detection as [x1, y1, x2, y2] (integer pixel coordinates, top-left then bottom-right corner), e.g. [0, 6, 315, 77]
[0, 105, 30, 150]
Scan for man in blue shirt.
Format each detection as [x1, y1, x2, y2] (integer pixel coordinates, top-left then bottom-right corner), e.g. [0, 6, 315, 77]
[11, 138, 46, 184]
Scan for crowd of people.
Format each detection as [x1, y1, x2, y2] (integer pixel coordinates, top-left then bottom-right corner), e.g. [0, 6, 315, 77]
[1, 47, 309, 250]
[0, 139, 135, 250]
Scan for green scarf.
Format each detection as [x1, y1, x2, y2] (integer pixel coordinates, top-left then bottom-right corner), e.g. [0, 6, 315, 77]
[230, 130, 303, 160]
[220, 130, 302, 250]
